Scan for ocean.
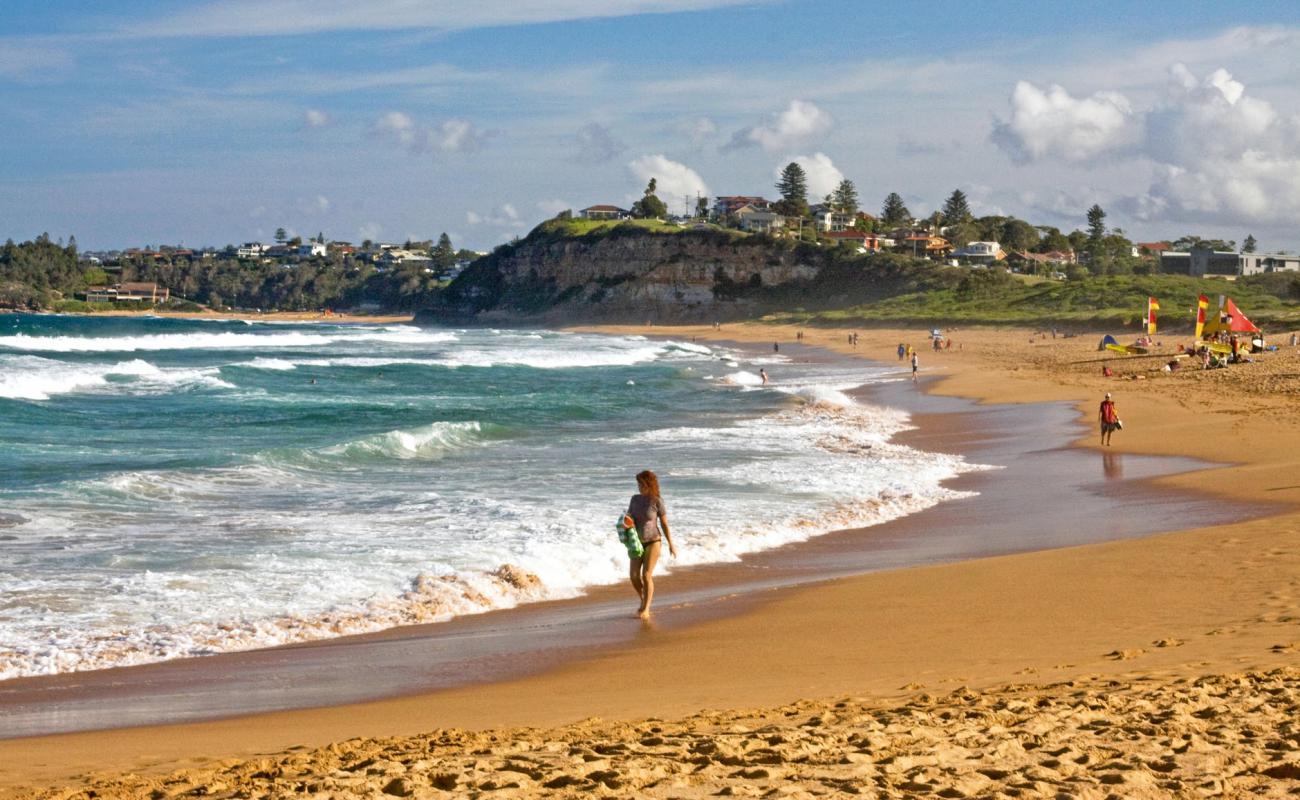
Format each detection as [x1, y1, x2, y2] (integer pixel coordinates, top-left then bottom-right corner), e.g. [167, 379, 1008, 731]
[0, 314, 983, 681]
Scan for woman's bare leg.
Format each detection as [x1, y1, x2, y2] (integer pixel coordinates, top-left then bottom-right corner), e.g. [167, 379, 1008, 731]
[638, 541, 662, 618]
[628, 557, 644, 604]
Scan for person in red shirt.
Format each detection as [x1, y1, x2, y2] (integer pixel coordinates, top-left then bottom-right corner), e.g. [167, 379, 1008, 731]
[1098, 392, 1119, 446]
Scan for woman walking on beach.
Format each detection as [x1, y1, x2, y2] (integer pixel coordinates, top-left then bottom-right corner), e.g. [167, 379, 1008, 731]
[1099, 392, 1119, 446]
[627, 470, 677, 619]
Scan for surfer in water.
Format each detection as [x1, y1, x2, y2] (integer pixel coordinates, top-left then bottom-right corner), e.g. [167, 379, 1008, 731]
[626, 470, 677, 619]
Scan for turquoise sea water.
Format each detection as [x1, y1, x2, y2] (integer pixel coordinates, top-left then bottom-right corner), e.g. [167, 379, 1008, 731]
[0, 314, 980, 680]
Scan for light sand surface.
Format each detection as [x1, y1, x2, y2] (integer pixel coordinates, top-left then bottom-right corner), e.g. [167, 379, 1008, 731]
[4, 324, 1300, 797]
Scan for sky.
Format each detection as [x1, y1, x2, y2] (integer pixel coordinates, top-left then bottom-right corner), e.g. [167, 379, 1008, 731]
[2, 0, 1299, 252]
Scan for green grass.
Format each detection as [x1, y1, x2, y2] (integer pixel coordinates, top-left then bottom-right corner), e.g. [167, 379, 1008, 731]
[769, 272, 1300, 330]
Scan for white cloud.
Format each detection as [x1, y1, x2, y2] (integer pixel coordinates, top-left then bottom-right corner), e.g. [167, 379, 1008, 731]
[359, 222, 384, 242]
[570, 122, 625, 164]
[725, 100, 832, 152]
[435, 118, 488, 153]
[302, 108, 330, 129]
[994, 64, 1300, 230]
[679, 116, 717, 148]
[466, 204, 525, 228]
[627, 155, 709, 205]
[302, 195, 330, 214]
[780, 153, 844, 199]
[991, 81, 1140, 164]
[129, 0, 757, 38]
[1136, 66, 1300, 227]
[372, 111, 489, 154]
[373, 111, 421, 149]
[536, 198, 572, 216]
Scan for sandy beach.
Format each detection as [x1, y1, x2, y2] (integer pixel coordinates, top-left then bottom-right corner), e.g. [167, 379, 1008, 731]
[3, 323, 1300, 798]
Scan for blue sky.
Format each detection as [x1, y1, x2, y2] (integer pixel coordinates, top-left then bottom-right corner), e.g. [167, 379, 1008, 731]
[2, 0, 1299, 251]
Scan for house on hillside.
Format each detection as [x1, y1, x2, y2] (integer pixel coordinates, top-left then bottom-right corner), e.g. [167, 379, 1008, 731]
[1010, 250, 1076, 269]
[379, 249, 432, 267]
[809, 205, 858, 233]
[951, 241, 1005, 265]
[1135, 241, 1171, 257]
[297, 241, 327, 257]
[822, 231, 885, 252]
[897, 234, 953, 259]
[236, 242, 265, 259]
[579, 205, 626, 220]
[714, 196, 771, 219]
[735, 205, 785, 234]
[1241, 252, 1300, 275]
[83, 282, 170, 303]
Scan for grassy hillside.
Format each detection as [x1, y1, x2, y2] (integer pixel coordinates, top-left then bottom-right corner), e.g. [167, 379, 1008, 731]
[768, 270, 1300, 330]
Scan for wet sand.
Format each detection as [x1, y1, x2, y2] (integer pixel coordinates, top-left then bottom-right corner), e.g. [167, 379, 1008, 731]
[3, 324, 1300, 796]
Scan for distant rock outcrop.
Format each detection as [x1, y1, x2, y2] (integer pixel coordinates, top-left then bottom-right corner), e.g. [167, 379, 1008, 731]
[418, 222, 832, 324]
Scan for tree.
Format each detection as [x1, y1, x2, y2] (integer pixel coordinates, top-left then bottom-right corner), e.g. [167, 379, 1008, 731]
[830, 179, 859, 215]
[1243, 234, 1257, 253]
[880, 192, 911, 226]
[630, 177, 668, 219]
[1085, 205, 1106, 242]
[695, 196, 709, 219]
[316, 232, 325, 244]
[941, 189, 972, 225]
[999, 218, 1040, 253]
[432, 232, 456, 268]
[774, 162, 809, 217]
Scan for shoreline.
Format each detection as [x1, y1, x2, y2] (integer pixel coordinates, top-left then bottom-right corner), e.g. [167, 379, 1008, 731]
[3, 323, 1300, 794]
[5, 309, 415, 324]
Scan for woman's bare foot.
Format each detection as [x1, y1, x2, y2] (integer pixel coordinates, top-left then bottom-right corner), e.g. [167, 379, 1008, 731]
[637, 608, 651, 619]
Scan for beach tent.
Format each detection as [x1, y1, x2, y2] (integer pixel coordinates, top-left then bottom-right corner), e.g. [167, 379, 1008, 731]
[1201, 296, 1261, 337]
[1098, 334, 1118, 351]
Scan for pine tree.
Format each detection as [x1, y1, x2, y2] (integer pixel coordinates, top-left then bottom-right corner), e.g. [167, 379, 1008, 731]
[275, 227, 287, 244]
[432, 232, 456, 267]
[941, 189, 972, 225]
[831, 179, 859, 215]
[775, 162, 809, 217]
[880, 192, 911, 226]
[1086, 205, 1107, 242]
[1242, 234, 1257, 253]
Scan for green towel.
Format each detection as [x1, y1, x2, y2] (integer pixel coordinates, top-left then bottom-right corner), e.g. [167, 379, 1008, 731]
[615, 518, 644, 559]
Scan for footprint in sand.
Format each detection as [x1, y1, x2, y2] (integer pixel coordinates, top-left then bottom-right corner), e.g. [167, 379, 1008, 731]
[1106, 648, 1146, 661]
[1152, 638, 1184, 648]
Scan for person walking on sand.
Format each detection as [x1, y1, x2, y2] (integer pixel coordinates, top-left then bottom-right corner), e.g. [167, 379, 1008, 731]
[897, 343, 905, 361]
[1099, 392, 1119, 446]
[626, 470, 677, 619]
[911, 351, 919, 380]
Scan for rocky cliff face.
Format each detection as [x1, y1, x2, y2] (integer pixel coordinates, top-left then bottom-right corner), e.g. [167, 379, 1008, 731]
[421, 225, 826, 323]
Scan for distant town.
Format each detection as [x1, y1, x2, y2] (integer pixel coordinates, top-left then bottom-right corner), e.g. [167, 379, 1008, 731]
[3, 166, 1297, 314]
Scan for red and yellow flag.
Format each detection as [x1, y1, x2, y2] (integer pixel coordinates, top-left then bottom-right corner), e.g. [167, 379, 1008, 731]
[1194, 294, 1210, 339]
[1146, 296, 1159, 336]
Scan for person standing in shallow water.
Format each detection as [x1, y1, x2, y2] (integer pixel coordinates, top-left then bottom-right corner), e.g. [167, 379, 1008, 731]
[627, 470, 677, 619]
[1099, 392, 1119, 446]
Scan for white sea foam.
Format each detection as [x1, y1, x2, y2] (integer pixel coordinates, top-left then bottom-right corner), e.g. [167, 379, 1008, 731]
[0, 329, 458, 353]
[239, 357, 298, 371]
[0, 356, 231, 400]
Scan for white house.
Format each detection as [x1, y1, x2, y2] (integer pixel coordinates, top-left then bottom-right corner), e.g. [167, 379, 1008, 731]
[579, 205, 626, 220]
[379, 249, 433, 267]
[236, 242, 265, 259]
[297, 242, 327, 257]
[735, 205, 785, 234]
[952, 241, 1005, 264]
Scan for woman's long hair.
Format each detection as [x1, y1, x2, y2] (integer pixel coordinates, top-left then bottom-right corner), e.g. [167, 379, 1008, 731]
[636, 470, 660, 498]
